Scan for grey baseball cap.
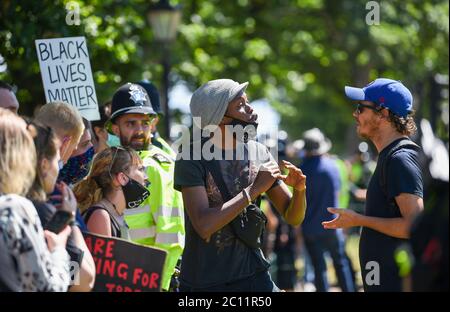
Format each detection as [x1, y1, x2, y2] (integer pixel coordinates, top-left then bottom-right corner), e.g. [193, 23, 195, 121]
[190, 79, 249, 129]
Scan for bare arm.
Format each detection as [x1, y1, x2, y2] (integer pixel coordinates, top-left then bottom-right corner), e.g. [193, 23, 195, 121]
[181, 186, 251, 240]
[86, 210, 112, 237]
[322, 193, 423, 239]
[359, 193, 423, 238]
[181, 161, 282, 240]
[266, 184, 306, 226]
[181, 162, 280, 240]
[266, 160, 307, 226]
[68, 226, 96, 292]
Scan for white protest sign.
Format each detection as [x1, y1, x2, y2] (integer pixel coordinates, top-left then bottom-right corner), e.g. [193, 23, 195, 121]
[35, 36, 100, 121]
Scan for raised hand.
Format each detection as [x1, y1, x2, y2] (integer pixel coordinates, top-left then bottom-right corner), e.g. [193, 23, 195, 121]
[248, 160, 281, 199]
[44, 225, 72, 252]
[49, 182, 77, 215]
[279, 160, 306, 191]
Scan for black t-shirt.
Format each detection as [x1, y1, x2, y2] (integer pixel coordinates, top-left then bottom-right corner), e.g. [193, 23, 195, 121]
[32, 201, 84, 267]
[359, 138, 423, 292]
[174, 140, 279, 288]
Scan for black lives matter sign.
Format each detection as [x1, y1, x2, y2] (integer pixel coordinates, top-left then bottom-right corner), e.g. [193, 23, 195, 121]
[83, 232, 167, 292]
[35, 36, 100, 121]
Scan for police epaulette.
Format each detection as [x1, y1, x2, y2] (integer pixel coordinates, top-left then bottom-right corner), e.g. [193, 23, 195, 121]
[152, 152, 172, 164]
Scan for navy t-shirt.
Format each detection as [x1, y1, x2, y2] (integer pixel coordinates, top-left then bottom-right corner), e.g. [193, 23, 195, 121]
[360, 138, 423, 292]
[300, 155, 341, 236]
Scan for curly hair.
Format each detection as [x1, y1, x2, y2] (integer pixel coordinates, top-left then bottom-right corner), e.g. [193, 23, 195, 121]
[386, 109, 417, 136]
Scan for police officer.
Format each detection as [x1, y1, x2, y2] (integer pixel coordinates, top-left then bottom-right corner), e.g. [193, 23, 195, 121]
[106, 83, 185, 291]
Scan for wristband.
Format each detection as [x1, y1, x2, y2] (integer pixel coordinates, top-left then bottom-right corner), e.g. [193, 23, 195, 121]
[243, 188, 252, 205]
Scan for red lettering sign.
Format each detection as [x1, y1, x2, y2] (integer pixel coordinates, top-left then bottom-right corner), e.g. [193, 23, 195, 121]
[83, 232, 166, 292]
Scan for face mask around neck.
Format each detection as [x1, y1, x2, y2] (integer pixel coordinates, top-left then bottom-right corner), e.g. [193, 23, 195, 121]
[224, 116, 259, 142]
[121, 175, 150, 209]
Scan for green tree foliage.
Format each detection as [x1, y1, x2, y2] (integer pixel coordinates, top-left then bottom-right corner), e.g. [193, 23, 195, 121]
[1, 0, 448, 153]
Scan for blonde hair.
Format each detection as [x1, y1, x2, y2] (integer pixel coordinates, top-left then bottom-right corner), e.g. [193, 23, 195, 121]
[73, 147, 142, 212]
[0, 109, 36, 195]
[35, 101, 84, 143]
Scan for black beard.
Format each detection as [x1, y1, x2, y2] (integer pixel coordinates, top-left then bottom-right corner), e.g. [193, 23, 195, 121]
[120, 135, 150, 151]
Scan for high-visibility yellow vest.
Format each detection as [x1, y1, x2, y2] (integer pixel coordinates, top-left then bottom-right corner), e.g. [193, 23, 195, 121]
[154, 136, 177, 160]
[124, 145, 185, 291]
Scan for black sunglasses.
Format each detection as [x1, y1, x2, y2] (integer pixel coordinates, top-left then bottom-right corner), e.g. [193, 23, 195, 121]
[355, 103, 384, 115]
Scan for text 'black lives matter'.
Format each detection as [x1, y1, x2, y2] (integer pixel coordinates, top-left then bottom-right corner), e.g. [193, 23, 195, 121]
[35, 36, 100, 120]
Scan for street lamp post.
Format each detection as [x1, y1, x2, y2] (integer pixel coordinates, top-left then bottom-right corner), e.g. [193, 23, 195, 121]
[147, 0, 181, 139]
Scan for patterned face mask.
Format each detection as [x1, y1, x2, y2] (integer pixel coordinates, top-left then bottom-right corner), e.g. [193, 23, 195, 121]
[58, 146, 95, 185]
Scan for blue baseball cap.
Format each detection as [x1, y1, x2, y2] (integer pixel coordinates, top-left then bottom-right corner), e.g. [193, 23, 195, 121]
[345, 78, 413, 117]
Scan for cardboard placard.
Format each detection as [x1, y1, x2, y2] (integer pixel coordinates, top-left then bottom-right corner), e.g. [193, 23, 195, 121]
[35, 36, 100, 121]
[83, 232, 167, 292]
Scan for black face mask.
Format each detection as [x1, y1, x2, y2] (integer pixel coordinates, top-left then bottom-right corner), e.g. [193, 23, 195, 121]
[225, 116, 259, 142]
[121, 175, 150, 209]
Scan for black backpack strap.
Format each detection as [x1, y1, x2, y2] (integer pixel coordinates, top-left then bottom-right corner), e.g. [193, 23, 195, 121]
[200, 159, 260, 204]
[379, 138, 420, 198]
[200, 159, 233, 202]
[200, 159, 267, 248]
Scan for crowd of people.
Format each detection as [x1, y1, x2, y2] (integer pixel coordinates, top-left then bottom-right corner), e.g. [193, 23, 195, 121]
[0, 77, 447, 292]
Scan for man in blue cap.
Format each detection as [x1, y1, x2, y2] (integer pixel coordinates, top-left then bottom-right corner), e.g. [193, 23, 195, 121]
[322, 78, 424, 292]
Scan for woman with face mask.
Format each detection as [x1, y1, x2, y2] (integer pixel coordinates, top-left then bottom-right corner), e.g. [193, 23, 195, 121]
[26, 120, 96, 292]
[73, 147, 149, 239]
[58, 118, 95, 187]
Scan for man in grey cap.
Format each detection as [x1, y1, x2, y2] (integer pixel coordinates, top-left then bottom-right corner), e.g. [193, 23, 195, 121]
[174, 78, 307, 291]
[298, 128, 356, 292]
